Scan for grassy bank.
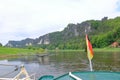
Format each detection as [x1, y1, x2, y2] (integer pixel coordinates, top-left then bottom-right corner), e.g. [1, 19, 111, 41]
[93, 48, 120, 52]
[48, 48, 120, 52]
[49, 49, 84, 52]
[0, 47, 45, 55]
[0, 47, 120, 55]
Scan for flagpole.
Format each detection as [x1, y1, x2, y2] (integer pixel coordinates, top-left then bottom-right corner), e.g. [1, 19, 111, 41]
[89, 59, 93, 71]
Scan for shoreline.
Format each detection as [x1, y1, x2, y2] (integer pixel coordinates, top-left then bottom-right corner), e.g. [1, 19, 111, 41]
[0, 47, 120, 56]
[49, 48, 120, 52]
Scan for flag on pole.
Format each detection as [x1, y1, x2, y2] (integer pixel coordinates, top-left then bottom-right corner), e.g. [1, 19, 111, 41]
[86, 34, 94, 60]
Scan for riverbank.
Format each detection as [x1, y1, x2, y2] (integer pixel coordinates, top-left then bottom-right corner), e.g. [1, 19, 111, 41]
[93, 48, 120, 52]
[0, 47, 45, 55]
[49, 48, 120, 52]
[0, 47, 120, 55]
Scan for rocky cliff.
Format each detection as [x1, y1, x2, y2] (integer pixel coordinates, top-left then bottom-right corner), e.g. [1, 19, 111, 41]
[6, 21, 92, 48]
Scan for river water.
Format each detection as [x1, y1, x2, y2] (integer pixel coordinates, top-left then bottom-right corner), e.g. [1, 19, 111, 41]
[0, 51, 120, 79]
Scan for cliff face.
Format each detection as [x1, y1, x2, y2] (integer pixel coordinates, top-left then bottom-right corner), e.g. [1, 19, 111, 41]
[5, 17, 120, 49]
[6, 34, 50, 47]
[35, 34, 50, 45]
[63, 22, 91, 37]
[6, 38, 34, 47]
[5, 21, 93, 48]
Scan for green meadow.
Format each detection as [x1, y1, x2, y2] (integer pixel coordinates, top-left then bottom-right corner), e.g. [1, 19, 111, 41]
[0, 47, 120, 55]
[0, 47, 45, 55]
[49, 47, 120, 53]
[93, 48, 120, 52]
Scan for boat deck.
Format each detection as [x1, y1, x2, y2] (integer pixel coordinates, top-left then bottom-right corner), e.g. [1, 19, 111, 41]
[39, 71, 120, 80]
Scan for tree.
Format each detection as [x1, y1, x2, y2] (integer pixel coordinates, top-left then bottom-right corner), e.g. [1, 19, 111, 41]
[0, 43, 2, 47]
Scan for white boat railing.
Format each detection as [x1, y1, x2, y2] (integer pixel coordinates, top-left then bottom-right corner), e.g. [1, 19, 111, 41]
[69, 72, 82, 80]
[21, 73, 36, 80]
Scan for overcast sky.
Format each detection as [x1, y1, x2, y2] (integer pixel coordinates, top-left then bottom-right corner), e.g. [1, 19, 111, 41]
[0, 0, 120, 45]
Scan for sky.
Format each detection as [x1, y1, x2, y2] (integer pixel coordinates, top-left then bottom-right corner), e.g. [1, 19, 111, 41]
[0, 0, 120, 45]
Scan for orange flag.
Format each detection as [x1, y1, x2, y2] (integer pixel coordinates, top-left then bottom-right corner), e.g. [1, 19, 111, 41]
[86, 34, 94, 60]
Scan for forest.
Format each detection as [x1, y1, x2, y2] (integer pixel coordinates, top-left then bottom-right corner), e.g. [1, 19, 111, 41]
[34, 17, 120, 50]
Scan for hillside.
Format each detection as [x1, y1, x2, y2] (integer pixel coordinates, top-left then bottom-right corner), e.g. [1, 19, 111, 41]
[6, 16, 120, 49]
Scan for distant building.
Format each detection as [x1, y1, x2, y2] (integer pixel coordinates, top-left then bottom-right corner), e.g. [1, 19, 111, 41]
[111, 42, 120, 47]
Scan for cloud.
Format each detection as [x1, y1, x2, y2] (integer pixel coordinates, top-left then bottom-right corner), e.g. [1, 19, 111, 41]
[0, 0, 120, 45]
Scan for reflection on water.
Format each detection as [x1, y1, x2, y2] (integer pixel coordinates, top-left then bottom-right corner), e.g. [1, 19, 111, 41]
[93, 52, 120, 71]
[0, 51, 120, 79]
